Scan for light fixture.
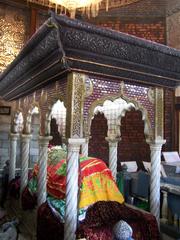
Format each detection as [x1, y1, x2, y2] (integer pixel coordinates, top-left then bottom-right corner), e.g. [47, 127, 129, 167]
[49, 0, 105, 18]
[27, 0, 142, 18]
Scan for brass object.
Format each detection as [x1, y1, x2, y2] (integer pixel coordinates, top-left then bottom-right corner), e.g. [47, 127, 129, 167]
[154, 88, 164, 139]
[66, 72, 85, 138]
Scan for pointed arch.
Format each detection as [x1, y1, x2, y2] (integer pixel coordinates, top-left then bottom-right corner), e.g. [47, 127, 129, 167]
[11, 110, 24, 134]
[24, 103, 40, 134]
[87, 94, 153, 141]
[45, 99, 66, 137]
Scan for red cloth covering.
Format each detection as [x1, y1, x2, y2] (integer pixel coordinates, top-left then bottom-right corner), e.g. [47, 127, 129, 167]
[37, 201, 160, 240]
[21, 187, 37, 210]
[37, 202, 64, 240]
[77, 201, 160, 240]
[33, 156, 124, 208]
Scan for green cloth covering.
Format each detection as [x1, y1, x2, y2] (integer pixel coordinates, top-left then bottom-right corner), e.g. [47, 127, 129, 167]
[116, 172, 124, 196]
[28, 180, 87, 222]
[47, 196, 87, 222]
[56, 156, 93, 175]
[47, 196, 66, 221]
[135, 200, 149, 211]
[56, 162, 66, 176]
[28, 177, 37, 195]
[48, 147, 67, 166]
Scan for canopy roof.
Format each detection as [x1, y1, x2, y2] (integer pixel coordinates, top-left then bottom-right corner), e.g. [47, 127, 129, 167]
[0, 14, 180, 100]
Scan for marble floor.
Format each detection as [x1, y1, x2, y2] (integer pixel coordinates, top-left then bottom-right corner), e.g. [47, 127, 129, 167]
[18, 233, 32, 240]
[0, 208, 34, 240]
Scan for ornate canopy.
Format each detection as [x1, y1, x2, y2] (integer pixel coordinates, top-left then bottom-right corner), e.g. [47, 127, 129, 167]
[0, 14, 180, 100]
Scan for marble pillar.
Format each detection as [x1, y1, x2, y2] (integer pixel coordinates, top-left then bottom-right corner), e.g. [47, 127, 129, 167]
[20, 134, 32, 195]
[81, 137, 89, 157]
[9, 133, 19, 182]
[37, 136, 52, 207]
[148, 139, 166, 224]
[64, 138, 85, 240]
[106, 136, 120, 181]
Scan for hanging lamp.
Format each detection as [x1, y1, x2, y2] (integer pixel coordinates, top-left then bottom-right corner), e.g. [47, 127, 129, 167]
[49, 0, 104, 17]
[27, 0, 142, 18]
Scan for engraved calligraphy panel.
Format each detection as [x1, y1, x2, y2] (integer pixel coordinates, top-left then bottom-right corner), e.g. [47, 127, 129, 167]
[0, 4, 29, 73]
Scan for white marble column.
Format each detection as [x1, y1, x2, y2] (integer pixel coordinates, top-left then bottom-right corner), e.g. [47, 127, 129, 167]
[64, 138, 85, 240]
[20, 134, 32, 195]
[106, 136, 120, 181]
[81, 137, 89, 157]
[37, 136, 52, 207]
[148, 139, 166, 224]
[9, 133, 19, 182]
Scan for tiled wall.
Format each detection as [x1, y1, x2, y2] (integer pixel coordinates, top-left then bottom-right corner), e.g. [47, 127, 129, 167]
[166, 11, 180, 49]
[118, 110, 150, 169]
[89, 113, 108, 164]
[89, 109, 150, 168]
[90, 17, 165, 44]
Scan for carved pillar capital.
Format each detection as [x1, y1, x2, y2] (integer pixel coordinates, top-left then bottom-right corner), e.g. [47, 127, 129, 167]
[9, 132, 19, 140]
[68, 138, 85, 151]
[21, 134, 32, 141]
[106, 136, 121, 145]
[147, 139, 166, 151]
[39, 135, 53, 147]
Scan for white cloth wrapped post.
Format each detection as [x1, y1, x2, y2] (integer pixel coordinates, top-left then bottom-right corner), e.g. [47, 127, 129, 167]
[64, 138, 85, 240]
[20, 134, 32, 196]
[37, 136, 52, 207]
[9, 133, 19, 182]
